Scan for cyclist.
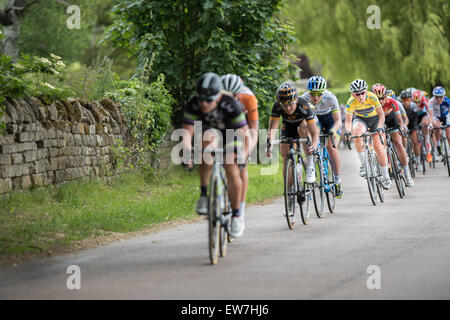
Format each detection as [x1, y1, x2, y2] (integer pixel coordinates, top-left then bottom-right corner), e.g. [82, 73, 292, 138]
[400, 89, 423, 171]
[430, 86, 450, 160]
[182, 72, 250, 238]
[412, 89, 433, 162]
[266, 81, 319, 189]
[344, 79, 391, 189]
[372, 84, 414, 187]
[300, 76, 344, 198]
[221, 74, 259, 221]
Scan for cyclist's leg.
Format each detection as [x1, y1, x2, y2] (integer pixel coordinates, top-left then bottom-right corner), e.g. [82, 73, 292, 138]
[298, 119, 315, 183]
[433, 118, 442, 154]
[421, 114, 431, 153]
[351, 118, 367, 174]
[281, 123, 295, 186]
[196, 129, 220, 214]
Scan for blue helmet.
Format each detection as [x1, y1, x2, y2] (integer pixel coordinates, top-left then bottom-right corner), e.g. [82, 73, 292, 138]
[307, 76, 327, 92]
[433, 86, 446, 97]
[386, 89, 396, 99]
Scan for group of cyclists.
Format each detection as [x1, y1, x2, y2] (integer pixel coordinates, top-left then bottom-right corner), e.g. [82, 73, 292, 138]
[181, 71, 449, 240]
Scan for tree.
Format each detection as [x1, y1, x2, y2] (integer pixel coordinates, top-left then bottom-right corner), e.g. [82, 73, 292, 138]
[103, 0, 298, 126]
[0, 0, 40, 61]
[284, 0, 450, 93]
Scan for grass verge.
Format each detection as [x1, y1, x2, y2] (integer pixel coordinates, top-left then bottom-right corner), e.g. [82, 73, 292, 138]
[0, 161, 283, 264]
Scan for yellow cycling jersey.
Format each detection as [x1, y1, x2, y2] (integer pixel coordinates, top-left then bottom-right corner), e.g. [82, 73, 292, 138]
[346, 91, 381, 118]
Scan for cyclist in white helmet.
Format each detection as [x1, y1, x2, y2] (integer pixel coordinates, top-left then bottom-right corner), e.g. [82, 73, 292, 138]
[300, 76, 344, 198]
[344, 79, 391, 190]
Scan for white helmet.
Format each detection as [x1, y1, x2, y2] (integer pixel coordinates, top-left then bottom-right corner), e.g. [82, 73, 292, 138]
[350, 79, 368, 93]
[221, 74, 243, 94]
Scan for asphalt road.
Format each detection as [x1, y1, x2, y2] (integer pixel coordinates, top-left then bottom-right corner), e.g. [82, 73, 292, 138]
[1, 149, 449, 299]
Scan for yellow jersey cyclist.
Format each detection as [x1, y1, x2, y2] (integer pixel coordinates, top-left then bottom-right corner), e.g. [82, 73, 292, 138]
[344, 79, 392, 190]
[300, 76, 344, 198]
[267, 82, 319, 190]
[220, 74, 259, 224]
[182, 72, 250, 238]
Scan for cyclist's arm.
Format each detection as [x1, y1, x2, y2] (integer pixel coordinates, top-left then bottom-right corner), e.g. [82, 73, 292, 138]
[331, 110, 342, 132]
[181, 123, 194, 164]
[306, 118, 319, 149]
[344, 112, 353, 133]
[375, 106, 385, 129]
[268, 116, 280, 142]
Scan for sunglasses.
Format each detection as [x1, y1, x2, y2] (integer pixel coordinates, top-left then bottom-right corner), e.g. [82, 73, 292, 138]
[378, 96, 386, 100]
[198, 97, 214, 103]
[309, 91, 323, 97]
[354, 91, 366, 97]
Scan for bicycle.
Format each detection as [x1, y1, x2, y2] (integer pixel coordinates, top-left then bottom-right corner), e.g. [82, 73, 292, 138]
[348, 131, 385, 206]
[417, 124, 428, 175]
[272, 137, 312, 228]
[385, 128, 406, 198]
[405, 131, 417, 179]
[433, 124, 450, 176]
[202, 148, 232, 265]
[313, 133, 337, 214]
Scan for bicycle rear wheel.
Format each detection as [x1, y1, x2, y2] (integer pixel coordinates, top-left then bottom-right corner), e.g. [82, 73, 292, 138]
[365, 150, 377, 206]
[420, 138, 427, 174]
[284, 158, 298, 229]
[430, 138, 436, 169]
[325, 161, 336, 214]
[390, 149, 404, 199]
[373, 155, 385, 203]
[407, 142, 416, 178]
[208, 174, 221, 265]
[302, 182, 313, 225]
[312, 155, 324, 218]
[219, 187, 229, 257]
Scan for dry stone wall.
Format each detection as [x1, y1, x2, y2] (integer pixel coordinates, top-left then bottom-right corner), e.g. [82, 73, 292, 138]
[0, 96, 130, 194]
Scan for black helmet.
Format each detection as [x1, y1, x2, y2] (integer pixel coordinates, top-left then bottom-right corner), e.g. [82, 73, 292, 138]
[276, 82, 298, 104]
[400, 90, 412, 99]
[196, 72, 222, 101]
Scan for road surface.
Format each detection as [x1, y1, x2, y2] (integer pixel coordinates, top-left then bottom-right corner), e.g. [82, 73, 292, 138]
[1, 149, 449, 299]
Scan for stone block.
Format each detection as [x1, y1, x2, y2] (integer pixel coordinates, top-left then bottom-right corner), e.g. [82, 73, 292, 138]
[23, 150, 37, 162]
[21, 175, 32, 189]
[0, 178, 12, 194]
[11, 153, 23, 164]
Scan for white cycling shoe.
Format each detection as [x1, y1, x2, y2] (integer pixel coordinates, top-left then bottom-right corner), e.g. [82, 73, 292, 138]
[381, 177, 392, 190]
[305, 167, 316, 184]
[406, 174, 415, 187]
[196, 196, 208, 215]
[230, 215, 245, 238]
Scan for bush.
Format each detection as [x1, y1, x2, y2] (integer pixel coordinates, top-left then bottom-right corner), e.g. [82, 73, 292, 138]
[106, 65, 174, 172]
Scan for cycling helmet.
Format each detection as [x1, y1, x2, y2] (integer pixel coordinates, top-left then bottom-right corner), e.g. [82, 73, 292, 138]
[350, 79, 368, 93]
[400, 90, 412, 99]
[386, 89, 396, 99]
[307, 76, 327, 92]
[412, 90, 422, 103]
[196, 72, 222, 100]
[276, 82, 298, 104]
[221, 74, 243, 94]
[433, 86, 446, 97]
[371, 83, 387, 98]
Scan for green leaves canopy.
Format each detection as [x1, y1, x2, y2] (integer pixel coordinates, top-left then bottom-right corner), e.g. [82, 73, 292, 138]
[284, 0, 449, 93]
[103, 0, 298, 127]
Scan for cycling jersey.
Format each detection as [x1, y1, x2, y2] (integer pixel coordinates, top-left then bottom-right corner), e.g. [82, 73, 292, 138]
[404, 102, 419, 130]
[183, 94, 247, 132]
[415, 93, 429, 115]
[239, 86, 259, 122]
[397, 100, 407, 118]
[382, 97, 401, 115]
[270, 98, 315, 124]
[346, 91, 381, 118]
[300, 90, 340, 116]
[429, 96, 450, 119]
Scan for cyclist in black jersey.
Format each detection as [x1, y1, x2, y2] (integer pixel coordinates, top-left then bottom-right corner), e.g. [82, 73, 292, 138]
[266, 82, 319, 184]
[181, 72, 250, 238]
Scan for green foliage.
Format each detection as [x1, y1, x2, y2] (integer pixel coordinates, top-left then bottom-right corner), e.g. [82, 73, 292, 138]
[102, 0, 299, 127]
[106, 66, 174, 170]
[17, 0, 136, 79]
[284, 0, 450, 93]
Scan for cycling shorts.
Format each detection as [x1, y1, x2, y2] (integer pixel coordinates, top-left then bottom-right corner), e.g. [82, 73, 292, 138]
[385, 112, 400, 132]
[353, 115, 379, 132]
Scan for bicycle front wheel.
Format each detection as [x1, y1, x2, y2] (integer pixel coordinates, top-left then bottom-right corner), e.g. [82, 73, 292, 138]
[374, 158, 385, 203]
[325, 161, 336, 214]
[442, 136, 450, 176]
[390, 149, 404, 199]
[284, 158, 298, 229]
[365, 150, 378, 206]
[208, 174, 221, 265]
[312, 155, 324, 218]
